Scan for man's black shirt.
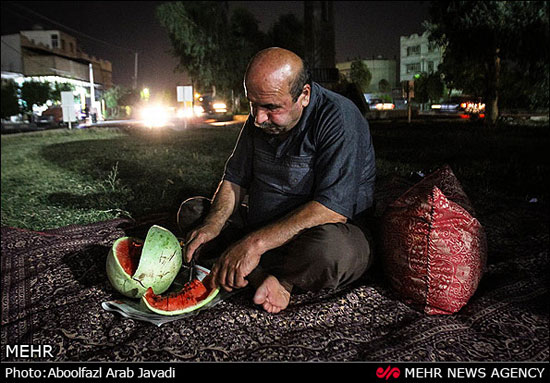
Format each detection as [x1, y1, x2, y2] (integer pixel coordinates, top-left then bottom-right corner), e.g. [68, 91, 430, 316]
[223, 82, 376, 228]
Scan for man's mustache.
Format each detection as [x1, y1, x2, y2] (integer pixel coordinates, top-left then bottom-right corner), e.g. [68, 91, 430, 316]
[256, 122, 283, 133]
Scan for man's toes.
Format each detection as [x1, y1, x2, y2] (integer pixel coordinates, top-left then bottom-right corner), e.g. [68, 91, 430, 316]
[253, 284, 268, 305]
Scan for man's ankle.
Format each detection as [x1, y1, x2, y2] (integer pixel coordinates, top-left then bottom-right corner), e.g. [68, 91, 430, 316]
[279, 279, 293, 294]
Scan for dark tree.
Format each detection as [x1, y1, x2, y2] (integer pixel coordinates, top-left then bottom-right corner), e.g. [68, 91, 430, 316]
[157, 1, 266, 102]
[157, 2, 232, 95]
[1, 81, 20, 119]
[229, 8, 268, 88]
[51, 82, 75, 104]
[350, 59, 372, 93]
[267, 13, 304, 57]
[20, 80, 51, 113]
[414, 72, 444, 104]
[425, 1, 549, 126]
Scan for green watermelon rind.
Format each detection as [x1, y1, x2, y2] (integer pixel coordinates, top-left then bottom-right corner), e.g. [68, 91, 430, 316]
[106, 225, 182, 299]
[106, 236, 144, 298]
[141, 286, 220, 316]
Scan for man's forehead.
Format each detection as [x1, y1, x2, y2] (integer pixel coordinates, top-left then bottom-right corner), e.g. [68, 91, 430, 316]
[244, 76, 291, 103]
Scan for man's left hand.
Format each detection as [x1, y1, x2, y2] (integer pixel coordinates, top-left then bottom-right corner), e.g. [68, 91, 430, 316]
[210, 236, 263, 292]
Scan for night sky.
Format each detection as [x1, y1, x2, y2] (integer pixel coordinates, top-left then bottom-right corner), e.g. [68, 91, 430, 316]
[1, 1, 430, 93]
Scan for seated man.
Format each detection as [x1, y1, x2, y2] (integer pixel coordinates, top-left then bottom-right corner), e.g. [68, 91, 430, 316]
[181, 47, 376, 313]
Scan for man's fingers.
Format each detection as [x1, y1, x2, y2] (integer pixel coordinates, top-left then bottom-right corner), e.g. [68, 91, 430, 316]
[211, 262, 231, 292]
[220, 263, 234, 292]
[184, 232, 208, 263]
[184, 237, 199, 263]
[235, 271, 248, 288]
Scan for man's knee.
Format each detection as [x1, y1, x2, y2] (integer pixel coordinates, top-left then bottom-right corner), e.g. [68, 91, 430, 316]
[282, 223, 372, 291]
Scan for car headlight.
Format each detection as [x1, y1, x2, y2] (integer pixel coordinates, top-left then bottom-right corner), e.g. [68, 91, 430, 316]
[194, 105, 204, 116]
[212, 102, 227, 113]
[141, 105, 169, 128]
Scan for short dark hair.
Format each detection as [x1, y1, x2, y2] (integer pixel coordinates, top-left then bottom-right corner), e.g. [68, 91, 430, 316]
[289, 60, 311, 103]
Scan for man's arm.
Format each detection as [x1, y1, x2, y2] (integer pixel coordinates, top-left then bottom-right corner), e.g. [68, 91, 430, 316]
[184, 180, 246, 262]
[247, 200, 346, 254]
[211, 201, 346, 291]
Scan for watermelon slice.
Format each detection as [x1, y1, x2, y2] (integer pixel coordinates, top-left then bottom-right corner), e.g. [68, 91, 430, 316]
[141, 277, 220, 316]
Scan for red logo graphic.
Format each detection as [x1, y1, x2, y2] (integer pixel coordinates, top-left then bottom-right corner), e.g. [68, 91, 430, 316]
[376, 365, 401, 380]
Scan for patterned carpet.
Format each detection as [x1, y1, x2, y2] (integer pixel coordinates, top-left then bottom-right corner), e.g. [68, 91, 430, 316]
[1, 182, 548, 361]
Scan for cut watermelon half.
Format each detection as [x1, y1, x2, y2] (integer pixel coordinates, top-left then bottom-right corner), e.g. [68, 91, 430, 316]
[141, 278, 220, 316]
[106, 225, 182, 298]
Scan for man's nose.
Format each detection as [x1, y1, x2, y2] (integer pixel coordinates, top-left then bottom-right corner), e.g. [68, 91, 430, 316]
[254, 108, 268, 125]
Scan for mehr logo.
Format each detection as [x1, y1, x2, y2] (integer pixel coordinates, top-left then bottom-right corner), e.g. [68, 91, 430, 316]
[376, 365, 401, 380]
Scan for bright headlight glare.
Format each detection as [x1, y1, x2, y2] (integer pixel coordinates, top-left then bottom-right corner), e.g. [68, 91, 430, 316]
[141, 105, 169, 127]
[194, 105, 204, 116]
[177, 108, 194, 118]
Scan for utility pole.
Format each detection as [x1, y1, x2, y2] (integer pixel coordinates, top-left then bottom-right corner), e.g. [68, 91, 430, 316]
[134, 52, 138, 89]
[89, 63, 96, 123]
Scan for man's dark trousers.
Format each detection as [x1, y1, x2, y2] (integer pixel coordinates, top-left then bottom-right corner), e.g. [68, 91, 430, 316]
[177, 197, 373, 292]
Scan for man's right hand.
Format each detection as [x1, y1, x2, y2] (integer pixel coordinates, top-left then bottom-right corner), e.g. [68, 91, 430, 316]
[183, 180, 245, 263]
[184, 222, 223, 263]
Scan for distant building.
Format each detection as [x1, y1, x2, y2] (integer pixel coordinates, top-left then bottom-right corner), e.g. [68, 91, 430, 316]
[336, 57, 397, 94]
[1, 28, 112, 117]
[399, 31, 443, 83]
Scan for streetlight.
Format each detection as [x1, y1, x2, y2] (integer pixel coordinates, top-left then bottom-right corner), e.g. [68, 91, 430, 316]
[141, 87, 150, 102]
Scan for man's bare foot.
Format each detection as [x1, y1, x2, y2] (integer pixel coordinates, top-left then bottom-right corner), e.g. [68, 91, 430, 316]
[252, 275, 291, 314]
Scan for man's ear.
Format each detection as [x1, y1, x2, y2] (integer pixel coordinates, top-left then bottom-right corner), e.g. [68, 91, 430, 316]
[300, 84, 311, 107]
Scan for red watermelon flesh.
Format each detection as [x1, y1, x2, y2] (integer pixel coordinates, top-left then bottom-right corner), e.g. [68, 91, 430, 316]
[142, 277, 220, 315]
[115, 238, 143, 276]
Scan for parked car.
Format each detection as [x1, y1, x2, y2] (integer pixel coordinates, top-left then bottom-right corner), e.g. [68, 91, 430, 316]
[368, 98, 395, 111]
[38, 106, 87, 128]
[37, 106, 63, 128]
[196, 94, 228, 117]
[431, 97, 485, 115]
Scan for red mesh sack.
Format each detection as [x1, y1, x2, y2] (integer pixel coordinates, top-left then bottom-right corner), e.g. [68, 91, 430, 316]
[381, 165, 487, 314]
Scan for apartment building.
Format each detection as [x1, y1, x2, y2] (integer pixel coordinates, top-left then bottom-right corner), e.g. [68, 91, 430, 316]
[399, 31, 443, 82]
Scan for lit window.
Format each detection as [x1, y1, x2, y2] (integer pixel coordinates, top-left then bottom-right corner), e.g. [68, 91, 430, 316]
[406, 63, 421, 74]
[407, 45, 420, 56]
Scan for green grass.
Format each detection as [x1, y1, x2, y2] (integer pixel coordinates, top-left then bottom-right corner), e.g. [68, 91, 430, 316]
[1, 120, 548, 230]
[1, 126, 239, 230]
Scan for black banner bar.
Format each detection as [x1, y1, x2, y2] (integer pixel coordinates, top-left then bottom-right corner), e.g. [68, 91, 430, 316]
[1, 362, 548, 382]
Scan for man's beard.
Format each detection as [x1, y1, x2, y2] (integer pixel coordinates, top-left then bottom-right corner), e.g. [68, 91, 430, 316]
[256, 121, 287, 135]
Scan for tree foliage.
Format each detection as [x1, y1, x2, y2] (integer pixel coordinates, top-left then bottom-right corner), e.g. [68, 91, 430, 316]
[378, 79, 391, 93]
[157, 1, 270, 99]
[228, 7, 268, 92]
[157, 2, 306, 106]
[103, 86, 141, 118]
[267, 13, 304, 57]
[50, 82, 75, 105]
[424, 1, 549, 125]
[157, 2, 231, 93]
[20, 80, 51, 112]
[1, 81, 20, 119]
[103, 85, 125, 118]
[414, 72, 444, 104]
[350, 59, 372, 93]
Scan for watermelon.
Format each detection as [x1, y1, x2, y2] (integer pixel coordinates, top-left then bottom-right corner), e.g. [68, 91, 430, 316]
[106, 225, 182, 298]
[141, 277, 220, 316]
